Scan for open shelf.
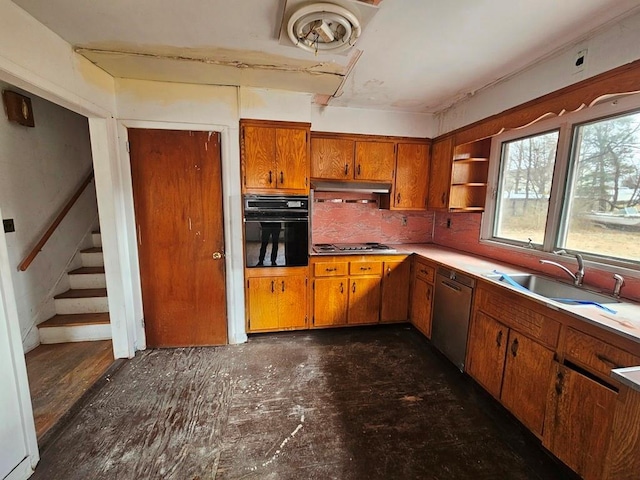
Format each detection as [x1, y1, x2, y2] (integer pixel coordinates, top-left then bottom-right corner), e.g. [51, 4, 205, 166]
[449, 138, 491, 211]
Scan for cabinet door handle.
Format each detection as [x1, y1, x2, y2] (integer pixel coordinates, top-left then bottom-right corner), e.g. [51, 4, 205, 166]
[271, 280, 275, 293]
[397, 192, 401, 204]
[387, 266, 391, 276]
[344, 164, 349, 176]
[555, 370, 565, 396]
[426, 288, 431, 301]
[340, 282, 344, 294]
[357, 164, 361, 176]
[325, 267, 337, 272]
[510, 338, 519, 357]
[280, 171, 284, 184]
[269, 170, 273, 184]
[360, 266, 371, 271]
[420, 269, 428, 275]
[281, 280, 285, 292]
[496, 330, 503, 348]
[441, 192, 446, 205]
[596, 353, 623, 369]
[352, 282, 356, 293]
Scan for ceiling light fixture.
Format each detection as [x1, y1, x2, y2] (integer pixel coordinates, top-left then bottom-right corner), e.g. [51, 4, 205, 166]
[287, 3, 361, 54]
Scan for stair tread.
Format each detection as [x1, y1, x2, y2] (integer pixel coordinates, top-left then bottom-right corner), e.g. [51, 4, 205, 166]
[81, 247, 102, 254]
[39, 313, 110, 328]
[54, 288, 108, 299]
[68, 267, 105, 275]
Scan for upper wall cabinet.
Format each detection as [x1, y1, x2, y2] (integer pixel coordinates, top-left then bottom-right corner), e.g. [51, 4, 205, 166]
[241, 119, 311, 194]
[391, 142, 430, 210]
[427, 136, 491, 212]
[310, 133, 395, 183]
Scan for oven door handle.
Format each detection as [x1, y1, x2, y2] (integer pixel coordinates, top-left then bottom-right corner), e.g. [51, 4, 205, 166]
[244, 217, 309, 222]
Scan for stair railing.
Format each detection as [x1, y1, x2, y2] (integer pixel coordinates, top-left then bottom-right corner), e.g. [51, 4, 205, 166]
[18, 169, 95, 271]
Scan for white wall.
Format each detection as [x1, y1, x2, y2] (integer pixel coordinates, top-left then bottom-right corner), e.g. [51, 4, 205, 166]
[312, 105, 436, 138]
[437, 9, 640, 134]
[0, 82, 98, 352]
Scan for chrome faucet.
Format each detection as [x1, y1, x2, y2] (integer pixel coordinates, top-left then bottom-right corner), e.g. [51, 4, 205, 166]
[539, 252, 585, 286]
[612, 274, 625, 298]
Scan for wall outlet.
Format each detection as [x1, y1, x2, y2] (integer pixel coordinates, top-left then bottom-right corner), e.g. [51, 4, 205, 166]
[446, 218, 452, 229]
[3, 218, 15, 233]
[574, 49, 588, 74]
[401, 216, 407, 226]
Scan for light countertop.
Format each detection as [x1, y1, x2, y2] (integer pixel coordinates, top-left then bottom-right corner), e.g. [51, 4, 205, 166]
[394, 243, 640, 391]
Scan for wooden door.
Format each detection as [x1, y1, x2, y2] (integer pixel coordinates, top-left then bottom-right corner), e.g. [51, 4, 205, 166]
[544, 364, 617, 480]
[242, 124, 275, 190]
[310, 137, 354, 179]
[275, 128, 308, 191]
[348, 277, 381, 324]
[129, 128, 228, 347]
[466, 311, 507, 399]
[354, 141, 395, 181]
[393, 143, 429, 209]
[410, 276, 432, 337]
[247, 277, 279, 332]
[381, 260, 411, 322]
[427, 136, 454, 210]
[278, 275, 307, 329]
[501, 332, 555, 436]
[313, 278, 348, 327]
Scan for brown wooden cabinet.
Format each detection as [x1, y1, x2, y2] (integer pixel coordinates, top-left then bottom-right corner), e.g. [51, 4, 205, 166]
[427, 136, 491, 211]
[354, 140, 395, 181]
[390, 142, 430, 210]
[410, 257, 435, 337]
[241, 119, 310, 194]
[310, 256, 398, 328]
[246, 272, 308, 332]
[310, 136, 354, 180]
[544, 363, 617, 480]
[467, 282, 559, 437]
[311, 133, 396, 183]
[427, 136, 454, 210]
[381, 259, 411, 323]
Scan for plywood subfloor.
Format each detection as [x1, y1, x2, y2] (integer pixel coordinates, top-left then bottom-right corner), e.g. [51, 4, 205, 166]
[26, 340, 114, 440]
[31, 327, 576, 479]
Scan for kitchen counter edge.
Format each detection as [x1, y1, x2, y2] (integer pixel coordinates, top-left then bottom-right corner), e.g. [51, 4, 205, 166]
[397, 243, 640, 392]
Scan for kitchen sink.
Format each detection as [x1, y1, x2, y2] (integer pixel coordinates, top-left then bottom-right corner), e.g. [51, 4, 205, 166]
[484, 273, 620, 305]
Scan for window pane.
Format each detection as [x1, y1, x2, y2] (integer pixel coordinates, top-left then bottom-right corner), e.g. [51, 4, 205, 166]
[561, 110, 640, 262]
[494, 131, 559, 245]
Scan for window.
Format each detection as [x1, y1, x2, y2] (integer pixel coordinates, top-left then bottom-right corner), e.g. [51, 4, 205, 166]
[485, 95, 640, 268]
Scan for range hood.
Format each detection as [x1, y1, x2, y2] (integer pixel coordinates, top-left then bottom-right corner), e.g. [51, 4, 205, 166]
[310, 180, 392, 193]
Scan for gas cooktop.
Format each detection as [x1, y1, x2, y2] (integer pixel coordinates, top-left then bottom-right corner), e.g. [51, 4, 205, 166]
[312, 243, 397, 254]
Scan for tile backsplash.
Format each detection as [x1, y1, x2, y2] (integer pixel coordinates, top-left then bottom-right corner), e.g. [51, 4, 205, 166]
[312, 192, 434, 244]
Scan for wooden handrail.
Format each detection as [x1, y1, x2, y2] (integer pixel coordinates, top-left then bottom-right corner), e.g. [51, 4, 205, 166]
[18, 170, 95, 272]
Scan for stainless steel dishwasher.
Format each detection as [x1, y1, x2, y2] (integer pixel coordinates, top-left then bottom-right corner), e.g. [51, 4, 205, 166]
[431, 266, 476, 371]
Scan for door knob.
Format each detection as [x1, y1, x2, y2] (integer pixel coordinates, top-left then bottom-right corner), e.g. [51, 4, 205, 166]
[212, 252, 223, 259]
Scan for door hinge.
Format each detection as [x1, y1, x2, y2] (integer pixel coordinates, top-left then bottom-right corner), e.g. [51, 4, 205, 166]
[305, 278, 308, 287]
[141, 317, 145, 329]
[126, 141, 130, 153]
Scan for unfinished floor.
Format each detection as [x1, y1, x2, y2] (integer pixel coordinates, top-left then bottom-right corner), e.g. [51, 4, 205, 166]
[32, 326, 575, 479]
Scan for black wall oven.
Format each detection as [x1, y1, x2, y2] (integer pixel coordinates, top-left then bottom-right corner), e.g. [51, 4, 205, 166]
[243, 195, 309, 268]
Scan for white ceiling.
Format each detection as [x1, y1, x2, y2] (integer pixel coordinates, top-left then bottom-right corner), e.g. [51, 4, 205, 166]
[11, 0, 640, 113]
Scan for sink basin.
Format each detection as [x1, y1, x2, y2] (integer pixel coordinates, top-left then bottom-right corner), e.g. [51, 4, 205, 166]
[485, 273, 620, 304]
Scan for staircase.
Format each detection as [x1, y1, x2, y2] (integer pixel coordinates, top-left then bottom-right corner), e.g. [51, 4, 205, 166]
[38, 231, 111, 344]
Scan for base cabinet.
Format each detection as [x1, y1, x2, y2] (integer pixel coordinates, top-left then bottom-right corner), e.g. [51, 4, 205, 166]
[544, 363, 617, 480]
[311, 256, 406, 328]
[246, 274, 307, 332]
[381, 260, 411, 323]
[410, 258, 435, 337]
[466, 311, 507, 398]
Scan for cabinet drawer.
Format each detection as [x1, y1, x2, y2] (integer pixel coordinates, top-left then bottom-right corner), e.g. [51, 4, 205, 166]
[414, 259, 435, 283]
[314, 262, 348, 277]
[476, 285, 560, 348]
[349, 261, 382, 276]
[565, 328, 640, 378]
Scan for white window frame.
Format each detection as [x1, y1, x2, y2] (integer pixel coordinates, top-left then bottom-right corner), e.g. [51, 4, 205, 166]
[481, 92, 640, 274]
